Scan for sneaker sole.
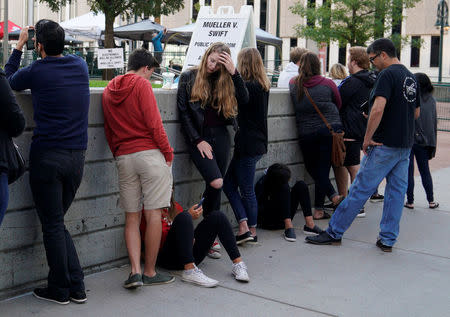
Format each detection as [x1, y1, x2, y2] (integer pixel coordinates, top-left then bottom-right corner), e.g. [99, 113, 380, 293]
[143, 276, 175, 286]
[283, 234, 297, 241]
[181, 277, 218, 288]
[236, 236, 253, 245]
[369, 199, 383, 203]
[33, 292, 70, 305]
[207, 253, 222, 259]
[356, 213, 366, 218]
[233, 275, 250, 282]
[70, 297, 87, 304]
[123, 281, 144, 289]
[306, 239, 341, 246]
[303, 230, 320, 236]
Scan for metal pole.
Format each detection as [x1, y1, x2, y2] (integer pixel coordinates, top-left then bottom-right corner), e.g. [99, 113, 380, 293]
[28, 0, 34, 26]
[438, 0, 444, 83]
[2, 0, 8, 67]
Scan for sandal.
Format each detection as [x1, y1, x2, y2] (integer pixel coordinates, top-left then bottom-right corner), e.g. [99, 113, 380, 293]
[313, 211, 331, 220]
[429, 202, 439, 209]
[404, 203, 414, 209]
[333, 195, 345, 208]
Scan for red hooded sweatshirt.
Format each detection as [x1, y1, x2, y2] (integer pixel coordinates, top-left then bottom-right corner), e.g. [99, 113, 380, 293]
[102, 73, 173, 162]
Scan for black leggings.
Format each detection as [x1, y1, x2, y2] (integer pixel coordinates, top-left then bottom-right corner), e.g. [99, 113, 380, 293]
[157, 210, 240, 270]
[188, 126, 231, 216]
[258, 181, 312, 230]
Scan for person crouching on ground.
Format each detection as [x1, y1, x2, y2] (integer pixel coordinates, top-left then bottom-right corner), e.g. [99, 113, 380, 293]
[102, 48, 175, 289]
[140, 190, 250, 287]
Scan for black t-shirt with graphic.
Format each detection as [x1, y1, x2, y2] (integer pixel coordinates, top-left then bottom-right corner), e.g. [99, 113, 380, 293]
[369, 64, 420, 148]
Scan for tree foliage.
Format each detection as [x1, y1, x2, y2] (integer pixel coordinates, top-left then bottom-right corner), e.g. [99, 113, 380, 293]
[290, 0, 421, 47]
[39, 0, 184, 78]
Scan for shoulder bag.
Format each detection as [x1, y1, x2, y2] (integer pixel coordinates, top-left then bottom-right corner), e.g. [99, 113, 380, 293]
[303, 87, 346, 167]
[6, 138, 26, 184]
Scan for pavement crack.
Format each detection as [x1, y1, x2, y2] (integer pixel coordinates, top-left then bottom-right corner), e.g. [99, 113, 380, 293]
[217, 285, 339, 317]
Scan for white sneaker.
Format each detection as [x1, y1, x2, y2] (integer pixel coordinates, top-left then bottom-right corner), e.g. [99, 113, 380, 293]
[211, 240, 221, 251]
[207, 249, 222, 259]
[232, 261, 249, 282]
[181, 266, 219, 288]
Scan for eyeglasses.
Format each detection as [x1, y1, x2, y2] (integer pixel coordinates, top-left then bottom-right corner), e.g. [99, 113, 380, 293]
[369, 53, 381, 64]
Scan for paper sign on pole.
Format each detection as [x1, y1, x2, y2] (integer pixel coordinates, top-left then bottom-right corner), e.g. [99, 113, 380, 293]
[182, 5, 256, 72]
[97, 48, 124, 69]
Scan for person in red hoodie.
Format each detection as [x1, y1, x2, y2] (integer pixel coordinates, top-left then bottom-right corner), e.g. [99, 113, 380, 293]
[102, 48, 174, 289]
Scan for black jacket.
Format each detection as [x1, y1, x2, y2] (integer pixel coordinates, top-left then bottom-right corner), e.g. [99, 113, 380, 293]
[338, 70, 376, 141]
[0, 69, 25, 173]
[234, 80, 269, 157]
[177, 69, 249, 145]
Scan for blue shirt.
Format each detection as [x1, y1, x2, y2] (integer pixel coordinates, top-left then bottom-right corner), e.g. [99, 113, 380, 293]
[151, 30, 164, 52]
[5, 49, 90, 150]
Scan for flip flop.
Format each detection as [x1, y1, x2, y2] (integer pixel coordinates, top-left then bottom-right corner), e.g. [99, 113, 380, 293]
[429, 202, 439, 209]
[404, 203, 414, 209]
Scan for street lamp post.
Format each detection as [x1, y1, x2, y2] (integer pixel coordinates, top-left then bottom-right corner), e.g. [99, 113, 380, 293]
[435, 0, 449, 83]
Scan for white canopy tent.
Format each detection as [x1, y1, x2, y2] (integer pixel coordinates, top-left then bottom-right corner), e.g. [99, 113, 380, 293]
[60, 12, 118, 41]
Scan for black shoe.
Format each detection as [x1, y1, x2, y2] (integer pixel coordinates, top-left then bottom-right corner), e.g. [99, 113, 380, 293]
[70, 290, 87, 304]
[370, 193, 384, 202]
[123, 273, 143, 289]
[284, 228, 297, 242]
[376, 239, 392, 252]
[356, 208, 366, 218]
[246, 235, 258, 244]
[33, 287, 70, 305]
[303, 225, 324, 236]
[305, 231, 341, 245]
[235, 231, 253, 245]
[323, 202, 334, 211]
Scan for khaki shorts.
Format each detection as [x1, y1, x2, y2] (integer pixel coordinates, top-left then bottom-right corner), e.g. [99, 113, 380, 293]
[115, 150, 173, 212]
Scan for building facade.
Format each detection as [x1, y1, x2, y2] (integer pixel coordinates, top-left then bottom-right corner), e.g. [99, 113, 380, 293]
[1, 0, 448, 81]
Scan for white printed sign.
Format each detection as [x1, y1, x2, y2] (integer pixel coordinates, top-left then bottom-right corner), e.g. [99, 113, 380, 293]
[97, 48, 124, 69]
[183, 6, 256, 72]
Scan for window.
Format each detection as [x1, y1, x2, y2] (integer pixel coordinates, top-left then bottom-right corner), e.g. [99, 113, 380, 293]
[192, 0, 199, 21]
[338, 46, 346, 66]
[410, 36, 420, 67]
[307, 0, 316, 27]
[260, 0, 267, 31]
[290, 38, 298, 48]
[430, 36, 440, 67]
[247, 0, 254, 6]
[205, 0, 211, 5]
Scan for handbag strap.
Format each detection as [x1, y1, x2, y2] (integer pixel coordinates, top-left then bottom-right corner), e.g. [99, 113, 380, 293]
[303, 87, 334, 134]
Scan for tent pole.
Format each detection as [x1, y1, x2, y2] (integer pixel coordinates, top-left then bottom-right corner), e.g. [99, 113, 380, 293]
[2, 0, 8, 66]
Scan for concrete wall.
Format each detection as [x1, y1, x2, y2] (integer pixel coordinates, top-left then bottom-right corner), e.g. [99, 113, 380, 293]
[0, 88, 311, 299]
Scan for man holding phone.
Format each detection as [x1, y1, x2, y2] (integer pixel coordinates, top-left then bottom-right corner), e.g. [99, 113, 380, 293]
[5, 20, 90, 305]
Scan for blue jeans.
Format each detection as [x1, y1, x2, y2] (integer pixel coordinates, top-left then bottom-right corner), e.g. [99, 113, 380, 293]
[0, 172, 8, 225]
[327, 146, 411, 246]
[406, 144, 434, 203]
[223, 155, 262, 227]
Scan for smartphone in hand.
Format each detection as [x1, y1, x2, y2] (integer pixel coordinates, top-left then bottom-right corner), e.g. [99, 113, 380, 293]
[26, 29, 35, 50]
[196, 197, 205, 209]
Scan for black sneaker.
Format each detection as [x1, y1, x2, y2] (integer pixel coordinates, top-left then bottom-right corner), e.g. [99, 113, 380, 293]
[305, 231, 341, 245]
[246, 235, 258, 244]
[33, 287, 70, 305]
[303, 225, 323, 236]
[370, 194, 384, 202]
[376, 239, 392, 252]
[323, 202, 335, 211]
[284, 228, 296, 242]
[123, 273, 143, 289]
[356, 208, 366, 218]
[69, 290, 87, 304]
[235, 231, 253, 245]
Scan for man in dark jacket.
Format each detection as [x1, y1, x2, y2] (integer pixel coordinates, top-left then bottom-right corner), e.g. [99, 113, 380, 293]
[6, 20, 90, 304]
[333, 47, 376, 214]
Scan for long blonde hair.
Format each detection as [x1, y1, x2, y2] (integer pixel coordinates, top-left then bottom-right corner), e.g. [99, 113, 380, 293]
[237, 48, 271, 91]
[190, 42, 237, 119]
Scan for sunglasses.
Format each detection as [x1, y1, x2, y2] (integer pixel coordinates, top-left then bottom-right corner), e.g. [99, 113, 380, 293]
[369, 53, 381, 64]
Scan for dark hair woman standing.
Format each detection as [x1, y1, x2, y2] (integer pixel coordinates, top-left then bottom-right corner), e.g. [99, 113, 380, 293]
[289, 52, 344, 220]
